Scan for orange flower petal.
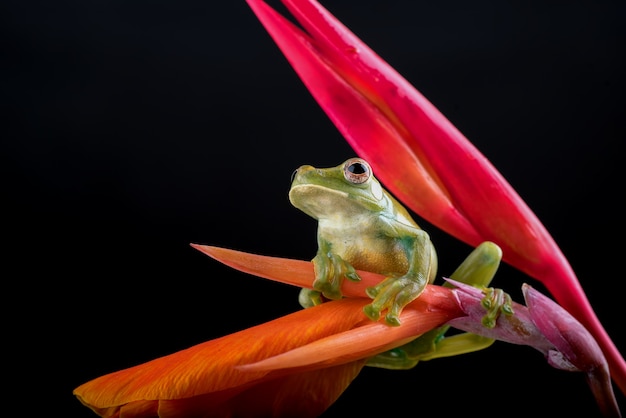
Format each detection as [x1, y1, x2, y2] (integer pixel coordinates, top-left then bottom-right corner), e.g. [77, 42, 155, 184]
[191, 244, 379, 297]
[78, 363, 366, 418]
[191, 244, 461, 313]
[111, 362, 366, 418]
[74, 298, 375, 417]
[76, 247, 466, 417]
[239, 301, 458, 373]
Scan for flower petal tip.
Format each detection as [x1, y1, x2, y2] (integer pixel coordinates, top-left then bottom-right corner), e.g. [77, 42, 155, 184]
[522, 283, 607, 373]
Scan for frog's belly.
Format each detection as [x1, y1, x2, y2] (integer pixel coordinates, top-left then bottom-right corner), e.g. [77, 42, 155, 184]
[335, 238, 409, 276]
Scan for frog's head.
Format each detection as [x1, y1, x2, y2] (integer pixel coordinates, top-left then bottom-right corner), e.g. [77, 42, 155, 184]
[289, 158, 390, 220]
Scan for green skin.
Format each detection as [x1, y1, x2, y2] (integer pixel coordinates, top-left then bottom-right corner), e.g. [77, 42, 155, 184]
[290, 158, 512, 369]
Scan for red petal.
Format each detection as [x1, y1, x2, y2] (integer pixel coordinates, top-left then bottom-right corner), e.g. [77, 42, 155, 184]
[245, 0, 477, 241]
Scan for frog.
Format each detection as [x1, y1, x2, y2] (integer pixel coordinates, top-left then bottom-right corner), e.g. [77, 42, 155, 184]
[289, 157, 438, 326]
[289, 157, 513, 368]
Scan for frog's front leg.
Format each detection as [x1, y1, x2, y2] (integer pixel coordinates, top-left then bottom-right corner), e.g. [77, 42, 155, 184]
[311, 240, 361, 301]
[363, 229, 435, 326]
[367, 241, 512, 370]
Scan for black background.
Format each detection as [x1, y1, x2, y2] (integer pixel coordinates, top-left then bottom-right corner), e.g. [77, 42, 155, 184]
[5, 0, 625, 416]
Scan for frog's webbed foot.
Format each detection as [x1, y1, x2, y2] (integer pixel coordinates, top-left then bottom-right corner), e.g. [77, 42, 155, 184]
[367, 330, 495, 369]
[312, 251, 360, 300]
[366, 328, 441, 369]
[480, 286, 514, 328]
[363, 274, 427, 326]
[366, 346, 419, 370]
[298, 288, 324, 309]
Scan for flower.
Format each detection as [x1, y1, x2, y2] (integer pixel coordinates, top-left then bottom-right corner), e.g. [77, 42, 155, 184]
[73, 299, 369, 418]
[245, 0, 626, 393]
[73, 1, 623, 416]
[72, 249, 461, 418]
[74, 246, 621, 417]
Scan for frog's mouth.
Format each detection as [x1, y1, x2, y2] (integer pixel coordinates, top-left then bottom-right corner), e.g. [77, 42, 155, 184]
[289, 183, 380, 219]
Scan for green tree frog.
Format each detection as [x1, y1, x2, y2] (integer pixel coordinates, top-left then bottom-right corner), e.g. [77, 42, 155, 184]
[289, 157, 438, 326]
[289, 157, 513, 368]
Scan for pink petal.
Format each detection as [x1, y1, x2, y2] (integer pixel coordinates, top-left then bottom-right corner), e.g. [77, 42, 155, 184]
[523, 284, 621, 417]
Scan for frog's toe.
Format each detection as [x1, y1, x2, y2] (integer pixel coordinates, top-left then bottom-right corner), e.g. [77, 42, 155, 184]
[345, 271, 361, 282]
[298, 288, 324, 308]
[384, 312, 402, 327]
[366, 347, 419, 370]
[312, 278, 337, 300]
[367, 276, 425, 326]
[363, 303, 382, 321]
[365, 282, 383, 298]
[363, 302, 402, 326]
[384, 298, 408, 327]
[365, 287, 378, 298]
[321, 288, 343, 300]
[480, 287, 514, 328]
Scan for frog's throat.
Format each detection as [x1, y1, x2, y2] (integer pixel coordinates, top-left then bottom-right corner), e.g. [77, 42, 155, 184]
[289, 184, 384, 217]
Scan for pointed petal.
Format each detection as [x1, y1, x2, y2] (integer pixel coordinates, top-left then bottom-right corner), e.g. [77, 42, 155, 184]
[523, 284, 621, 417]
[80, 364, 366, 418]
[246, 0, 626, 391]
[73, 299, 373, 416]
[192, 245, 462, 314]
[245, 0, 477, 241]
[192, 243, 387, 297]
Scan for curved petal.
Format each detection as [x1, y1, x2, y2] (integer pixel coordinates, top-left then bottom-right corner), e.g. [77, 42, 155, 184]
[199, 246, 620, 414]
[239, 297, 461, 373]
[77, 363, 366, 418]
[142, 363, 366, 418]
[244, 0, 476, 242]
[245, 0, 626, 392]
[523, 284, 621, 417]
[74, 299, 373, 417]
[75, 247, 466, 417]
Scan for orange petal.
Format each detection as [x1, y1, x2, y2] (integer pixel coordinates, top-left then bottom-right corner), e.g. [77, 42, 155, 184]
[157, 361, 366, 418]
[239, 299, 459, 373]
[192, 244, 461, 309]
[191, 243, 383, 297]
[74, 298, 373, 417]
[78, 363, 366, 418]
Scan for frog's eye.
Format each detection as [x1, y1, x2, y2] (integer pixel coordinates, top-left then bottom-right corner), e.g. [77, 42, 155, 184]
[343, 158, 372, 184]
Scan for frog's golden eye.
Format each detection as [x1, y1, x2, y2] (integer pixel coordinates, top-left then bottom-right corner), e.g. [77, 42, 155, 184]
[343, 158, 372, 184]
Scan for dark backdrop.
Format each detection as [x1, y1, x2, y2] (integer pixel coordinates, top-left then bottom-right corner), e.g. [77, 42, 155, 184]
[4, 0, 625, 416]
